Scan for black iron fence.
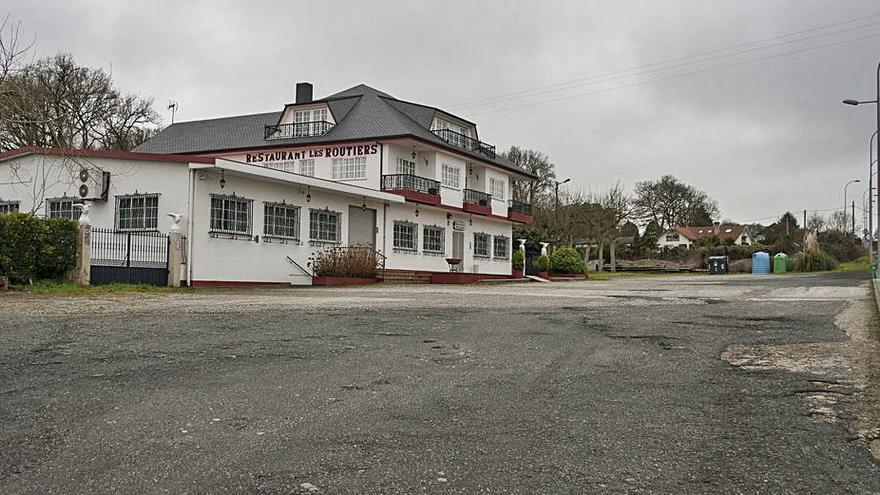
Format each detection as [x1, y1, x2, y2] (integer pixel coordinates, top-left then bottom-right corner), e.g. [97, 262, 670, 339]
[381, 174, 441, 195]
[508, 199, 533, 216]
[264, 121, 334, 139]
[431, 128, 496, 159]
[464, 188, 492, 206]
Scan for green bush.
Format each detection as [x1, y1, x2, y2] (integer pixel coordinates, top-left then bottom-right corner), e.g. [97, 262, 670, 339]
[511, 250, 524, 270]
[537, 254, 550, 272]
[0, 213, 79, 284]
[790, 249, 838, 272]
[550, 246, 585, 274]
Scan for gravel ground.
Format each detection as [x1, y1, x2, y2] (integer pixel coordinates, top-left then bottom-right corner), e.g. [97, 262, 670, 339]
[1, 272, 878, 494]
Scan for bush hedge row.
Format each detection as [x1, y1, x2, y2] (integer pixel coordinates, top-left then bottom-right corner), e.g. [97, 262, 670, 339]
[0, 213, 79, 283]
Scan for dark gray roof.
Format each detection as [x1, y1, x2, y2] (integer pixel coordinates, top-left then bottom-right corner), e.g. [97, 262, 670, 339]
[135, 84, 530, 177]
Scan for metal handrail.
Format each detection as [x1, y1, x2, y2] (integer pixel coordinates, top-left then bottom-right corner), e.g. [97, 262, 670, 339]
[265, 120, 335, 139]
[431, 128, 496, 159]
[286, 255, 313, 277]
[508, 199, 532, 216]
[464, 188, 492, 206]
[381, 174, 441, 195]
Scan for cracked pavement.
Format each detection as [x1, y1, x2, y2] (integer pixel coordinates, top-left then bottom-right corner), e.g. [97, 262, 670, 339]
[1, 272, 878, 493]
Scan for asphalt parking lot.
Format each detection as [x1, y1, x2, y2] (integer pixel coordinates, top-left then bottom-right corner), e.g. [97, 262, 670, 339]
[1, 272, 879, 494]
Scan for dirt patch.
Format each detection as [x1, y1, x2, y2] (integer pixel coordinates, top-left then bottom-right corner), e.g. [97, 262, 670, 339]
[722, 293, 880, 458]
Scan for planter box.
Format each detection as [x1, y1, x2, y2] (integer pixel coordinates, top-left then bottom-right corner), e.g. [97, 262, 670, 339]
[312, 276, 379, 286]
[512, 269, 523, 278]
[538, 271, 550, 279]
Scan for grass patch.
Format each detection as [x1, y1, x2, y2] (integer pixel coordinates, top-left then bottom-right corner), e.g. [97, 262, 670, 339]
[838, 256, 871, 272]
[19, 281, 183, 296]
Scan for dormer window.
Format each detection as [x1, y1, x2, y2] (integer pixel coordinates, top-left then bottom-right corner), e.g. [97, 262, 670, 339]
[431, 117, 496, 159]
[265, 105, 333, 140]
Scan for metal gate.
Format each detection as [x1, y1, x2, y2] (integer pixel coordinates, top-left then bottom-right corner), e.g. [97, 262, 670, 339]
[90, 227, 169, 286]
[525, 246, 541, 276]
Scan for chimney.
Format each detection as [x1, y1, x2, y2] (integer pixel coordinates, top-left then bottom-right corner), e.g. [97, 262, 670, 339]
[296, 82, 313, 104]
[713, 221, 720, 235]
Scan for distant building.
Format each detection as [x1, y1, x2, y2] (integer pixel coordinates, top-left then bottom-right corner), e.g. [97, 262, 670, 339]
[657, 223, 756, 249]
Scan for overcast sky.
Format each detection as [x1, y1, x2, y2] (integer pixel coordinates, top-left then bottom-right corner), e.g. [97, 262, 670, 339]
[6, 0, 880, 225]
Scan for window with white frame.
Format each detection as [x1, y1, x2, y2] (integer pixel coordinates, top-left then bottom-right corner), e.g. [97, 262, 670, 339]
[332, 157, 367, 180]
[474, 232, 490, 258]
[489, 177, 506, 201]
[210, 194, 252, 236]
[263, 202, 300, 240]
[396, 157, 416, 176]
[493, 235, 510, 259]
[115, 194, 159, 231]
[441, 163, 461, 189]
[309, 209, 340, 243]
[298, 159, 315, 176]
[423, 225, 445, 254]
[0, 200, 20, 214]
[294, 108, 329, 137]
[265, 160, 296, 172]
[393, 221, 418, 251]
[47, 198, 81, 221]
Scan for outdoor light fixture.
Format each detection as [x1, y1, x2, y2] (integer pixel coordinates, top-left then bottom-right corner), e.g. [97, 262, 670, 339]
[361, 197, 367, 212]
[415, 206, 420, 217]
[219, 169, 226, 189]
[306, 185, 311, 203]
[411, 149, 417, 160]
[843, 99, 861, 106]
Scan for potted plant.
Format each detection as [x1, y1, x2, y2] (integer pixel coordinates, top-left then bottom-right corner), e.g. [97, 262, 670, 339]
[537, 254, 550, 279]
[511, 251, 524, 278]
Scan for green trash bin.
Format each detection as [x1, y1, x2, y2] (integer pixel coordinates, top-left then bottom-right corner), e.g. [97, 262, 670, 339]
[773, 253, 788, 274]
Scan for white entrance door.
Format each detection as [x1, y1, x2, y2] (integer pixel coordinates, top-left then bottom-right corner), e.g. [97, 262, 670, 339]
[347, 206, 376, 247]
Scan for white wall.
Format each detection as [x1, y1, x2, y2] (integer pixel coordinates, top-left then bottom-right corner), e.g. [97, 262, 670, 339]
[0, 154, 190, 233]
[380, 202, 512, 275]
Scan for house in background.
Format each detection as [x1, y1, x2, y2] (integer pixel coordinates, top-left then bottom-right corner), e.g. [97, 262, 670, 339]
[657, 223, 756, 249]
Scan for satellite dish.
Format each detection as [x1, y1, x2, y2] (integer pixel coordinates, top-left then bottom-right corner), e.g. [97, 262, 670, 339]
[79, 184, 89, 198]
[79, 169, 89, 182]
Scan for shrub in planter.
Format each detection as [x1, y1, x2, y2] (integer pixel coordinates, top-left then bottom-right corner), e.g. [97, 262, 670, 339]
[511, 250, 524, 271]
[0, 213, 78, 284]
[791, 249, 837, 272]
[549, 246, 585, 274]
[537, 254, 550, 272]
[311, 246, 379, 278]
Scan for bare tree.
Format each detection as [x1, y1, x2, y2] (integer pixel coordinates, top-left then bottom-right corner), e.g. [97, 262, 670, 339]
[827, 211, 848, 233]
[503, 146, 556, 206]
[632, 175, 718, 230]
[806, 212, 825, 232]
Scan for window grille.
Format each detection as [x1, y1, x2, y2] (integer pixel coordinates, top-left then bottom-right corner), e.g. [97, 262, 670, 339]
[423, 225, 445, 254]
[264, 202, 300, 240]
[47, 198, 81, 220]
[474, 232, 491, 258]
[493, 235, 510, 259]
[393, 221, 418, 251]
[309, 209, 341, 243]
[210, 194, 252, 236]
[115, 194, 159, 231]
[0, 200, 20, 214]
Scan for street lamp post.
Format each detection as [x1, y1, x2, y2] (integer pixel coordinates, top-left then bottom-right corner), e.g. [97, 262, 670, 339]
[844, 179, 861, 234]
[843, 60, 880, 278]
[553, 178, 571, 237]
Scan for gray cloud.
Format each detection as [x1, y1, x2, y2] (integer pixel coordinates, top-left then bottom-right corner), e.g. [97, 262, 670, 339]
[5, 0, 880, 224]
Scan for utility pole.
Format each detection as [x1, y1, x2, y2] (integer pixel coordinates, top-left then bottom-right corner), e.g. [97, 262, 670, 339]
[853, 200, 857, 235]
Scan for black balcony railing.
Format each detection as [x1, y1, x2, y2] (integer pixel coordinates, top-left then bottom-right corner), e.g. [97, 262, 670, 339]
[264, 121, 334, 139]
[464, 188, 492, 206]
[381, 174, 441, 195]
[431, 128, 496, 159]
[508, 199, 532, 216]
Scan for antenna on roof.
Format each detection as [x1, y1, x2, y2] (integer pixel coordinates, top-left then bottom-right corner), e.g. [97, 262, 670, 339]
[167, 101, 179, 124]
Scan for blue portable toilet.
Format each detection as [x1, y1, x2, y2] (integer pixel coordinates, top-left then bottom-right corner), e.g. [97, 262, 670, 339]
[752, 251, 770, 275]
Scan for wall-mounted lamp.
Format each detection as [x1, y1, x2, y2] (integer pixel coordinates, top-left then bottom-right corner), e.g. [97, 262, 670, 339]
[362, 196, 367, 212]
[219, 169, 226, 189]
[306, 185, 311, 203]
[415, 205, 420, 217]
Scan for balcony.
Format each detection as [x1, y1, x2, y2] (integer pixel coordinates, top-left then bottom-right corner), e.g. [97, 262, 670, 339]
[265, 121, 334, 140]
[431, 128, 496, 159]
[508, 199, 533, 224]
[463, 188, 492, 215]
[382, 174, 441, 206]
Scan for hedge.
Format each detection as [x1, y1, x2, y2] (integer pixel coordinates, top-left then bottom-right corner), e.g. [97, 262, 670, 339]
[0, 213, 79, 283]
[550, 246, 586, 274]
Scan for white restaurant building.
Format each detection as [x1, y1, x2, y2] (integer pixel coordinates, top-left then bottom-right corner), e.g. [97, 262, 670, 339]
[0, 83, 535, 286]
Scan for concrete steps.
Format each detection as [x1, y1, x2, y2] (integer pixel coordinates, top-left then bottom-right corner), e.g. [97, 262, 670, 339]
[378, 269, 433, 284]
